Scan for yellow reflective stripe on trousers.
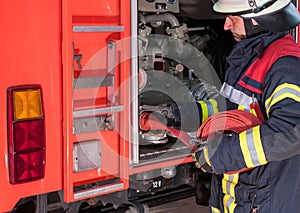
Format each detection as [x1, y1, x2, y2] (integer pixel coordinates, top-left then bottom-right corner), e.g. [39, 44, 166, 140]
[211, 206, 221, 213]
[222, 173, 239, 213]
[239, 126, 268, 168]
[265, 83, 300, 117]
[198, 101, 209, 122]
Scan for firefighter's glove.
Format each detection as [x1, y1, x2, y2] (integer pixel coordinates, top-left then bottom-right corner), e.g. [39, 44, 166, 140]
[192, 134, 221, 173]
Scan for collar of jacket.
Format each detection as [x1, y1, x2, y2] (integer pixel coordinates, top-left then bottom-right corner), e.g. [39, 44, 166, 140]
[223, 31, 287, 86]
[226, 31, 287, 68]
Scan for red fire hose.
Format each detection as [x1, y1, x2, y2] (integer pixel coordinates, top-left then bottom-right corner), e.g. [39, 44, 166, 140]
[197, 110, 262, 139]
[139, 112, 195, 150]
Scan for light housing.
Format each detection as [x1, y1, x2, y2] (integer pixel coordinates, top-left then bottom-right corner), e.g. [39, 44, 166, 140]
[7, 85, 46, 184]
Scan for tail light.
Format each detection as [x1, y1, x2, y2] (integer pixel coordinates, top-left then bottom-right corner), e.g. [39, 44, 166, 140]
[7, 85, 45, 184]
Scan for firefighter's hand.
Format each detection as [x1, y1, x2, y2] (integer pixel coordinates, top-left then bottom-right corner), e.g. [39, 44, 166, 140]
[192, 134, 221, 173]
[192, 146, 214, 173]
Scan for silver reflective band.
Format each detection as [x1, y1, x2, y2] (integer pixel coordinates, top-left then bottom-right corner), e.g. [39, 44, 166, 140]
[73, 105, 124, 117]
[220, 83, 253, 108]
[225, 196, 235, 211]
[265, 87, 300, 111]
[245, 128, 261, 166]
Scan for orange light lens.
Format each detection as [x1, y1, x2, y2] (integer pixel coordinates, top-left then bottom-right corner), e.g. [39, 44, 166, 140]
[13, 89, 43, 120]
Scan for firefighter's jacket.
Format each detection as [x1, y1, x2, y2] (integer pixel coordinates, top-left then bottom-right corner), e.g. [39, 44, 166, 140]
[200, 32, 300, 213]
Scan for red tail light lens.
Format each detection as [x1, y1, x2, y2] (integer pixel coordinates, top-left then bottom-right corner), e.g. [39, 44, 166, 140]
[13, 150, 45, 183]
[7, 85, 46, 184]
[13, 120, 45, 152]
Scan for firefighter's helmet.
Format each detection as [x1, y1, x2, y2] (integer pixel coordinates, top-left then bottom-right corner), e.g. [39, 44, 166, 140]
[213, 0, 300, 32]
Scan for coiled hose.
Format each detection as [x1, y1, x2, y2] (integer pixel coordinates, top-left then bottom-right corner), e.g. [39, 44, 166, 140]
[197, 109, 262, 174]
[197, 109, 262, 139]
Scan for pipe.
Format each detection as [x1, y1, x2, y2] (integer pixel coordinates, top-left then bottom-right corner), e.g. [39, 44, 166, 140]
[144, 13, 180, 27]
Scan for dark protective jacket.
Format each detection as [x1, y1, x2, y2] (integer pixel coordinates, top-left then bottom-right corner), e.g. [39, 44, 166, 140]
[203, 32, 300, 213]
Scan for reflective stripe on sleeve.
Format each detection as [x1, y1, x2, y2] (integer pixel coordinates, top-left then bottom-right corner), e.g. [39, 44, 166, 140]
[265, 83, 300, 117]
[203, 147, 212, 166]
[198, 99, 218, 123]
[220, 83, 253, 106]
[239, 126, 268, 168]
[210, 99, 218, 114]
[206, 100, 214, 118]
[199, 101, 209, 123]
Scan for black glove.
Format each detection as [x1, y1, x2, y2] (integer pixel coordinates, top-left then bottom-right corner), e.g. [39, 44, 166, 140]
[192, 134, 222, 173]
[192, 146, 214, 173]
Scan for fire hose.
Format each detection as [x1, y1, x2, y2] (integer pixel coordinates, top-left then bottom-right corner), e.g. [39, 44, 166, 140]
[140, 109, 262, 173]
[139, 112, 195, 150]
[197, 109, 262, 139]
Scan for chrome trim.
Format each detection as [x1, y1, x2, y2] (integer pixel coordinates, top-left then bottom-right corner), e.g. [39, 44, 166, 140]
[73, 76, 114, 88]
[73, 105, 124, 117]
[74, 183, 124, 199]
[107, 40, 117, 105]
[73, 26, 124, 32]
[131, 0, 140, 165]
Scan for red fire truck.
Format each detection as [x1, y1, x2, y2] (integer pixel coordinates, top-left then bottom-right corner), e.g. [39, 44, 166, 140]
[0, 0, 299, 212]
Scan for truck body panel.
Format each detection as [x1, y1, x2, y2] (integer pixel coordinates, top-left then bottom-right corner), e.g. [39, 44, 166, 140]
[0, 0, 63, 211]
[0, 0, 299, 212]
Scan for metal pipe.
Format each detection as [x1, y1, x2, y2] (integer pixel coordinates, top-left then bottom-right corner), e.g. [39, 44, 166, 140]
[144, 13, 180, 27]
[138, 13, 146, 24]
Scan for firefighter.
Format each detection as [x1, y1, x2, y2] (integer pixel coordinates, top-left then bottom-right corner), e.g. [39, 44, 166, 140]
[192, 0, 300, 212]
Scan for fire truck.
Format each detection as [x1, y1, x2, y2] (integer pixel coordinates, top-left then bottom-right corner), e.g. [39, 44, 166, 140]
[0, 0, 299, 212]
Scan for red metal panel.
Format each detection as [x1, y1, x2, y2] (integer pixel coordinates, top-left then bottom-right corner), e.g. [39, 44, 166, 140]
[72, 0, 120, 16]
[62, 0, 131, 202]
[0, 0, 62, 212]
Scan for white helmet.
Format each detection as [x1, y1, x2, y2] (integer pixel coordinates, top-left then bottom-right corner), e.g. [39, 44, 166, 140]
[213, 0, 300, 31]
